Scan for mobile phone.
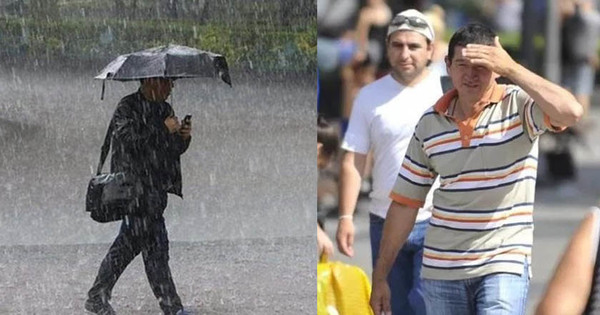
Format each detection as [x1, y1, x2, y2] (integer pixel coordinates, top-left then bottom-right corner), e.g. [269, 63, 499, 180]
[183, 115, 192, 125]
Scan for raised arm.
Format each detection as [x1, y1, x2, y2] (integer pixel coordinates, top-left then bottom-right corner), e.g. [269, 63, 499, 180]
[464, 36, 583, 127]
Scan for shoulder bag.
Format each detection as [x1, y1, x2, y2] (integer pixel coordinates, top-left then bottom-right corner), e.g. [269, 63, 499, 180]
[85, 121, 141, 223]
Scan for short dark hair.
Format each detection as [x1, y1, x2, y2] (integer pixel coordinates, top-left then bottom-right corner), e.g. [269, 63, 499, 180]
[447, 23, 496, 61]
[317, 115, 339, 158]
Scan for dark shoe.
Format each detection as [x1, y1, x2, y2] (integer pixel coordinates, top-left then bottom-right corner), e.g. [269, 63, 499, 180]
[84, 298, 116, 315]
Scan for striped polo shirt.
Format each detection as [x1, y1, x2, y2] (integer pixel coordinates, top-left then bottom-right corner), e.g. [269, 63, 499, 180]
[390, 83, 564, 280]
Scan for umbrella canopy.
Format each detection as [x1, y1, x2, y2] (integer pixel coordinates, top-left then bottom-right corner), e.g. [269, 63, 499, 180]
[95, 44, 231, 86]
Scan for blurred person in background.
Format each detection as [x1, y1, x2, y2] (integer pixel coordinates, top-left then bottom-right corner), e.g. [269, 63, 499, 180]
[543, 0, 600, 196]
[488, 0, 523, 33]
[317, 0, 361, 125]
[318, 0, 391, 135]
[337, 9, 442, 315]
[424, 4, 449, 76]
[317, 0, 361, 228]
[353, 0, 392, 65]
[317, 0, 391, 223]
[370, 23, 582, 315]
[318, 116, 340, 257]
[561, 0, 600, 120]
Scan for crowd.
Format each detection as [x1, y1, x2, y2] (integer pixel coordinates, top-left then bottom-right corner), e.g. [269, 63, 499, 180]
[317, 1, 600, 314]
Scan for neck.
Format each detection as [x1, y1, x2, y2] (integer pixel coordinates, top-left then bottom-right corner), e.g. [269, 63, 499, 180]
[454, 96, 475, 119]
[390, 68, 430, 87]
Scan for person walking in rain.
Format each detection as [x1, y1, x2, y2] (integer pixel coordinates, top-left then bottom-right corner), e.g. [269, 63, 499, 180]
[85, 77, 191, 315]
[370, 23, 583, 315]
[337, 9, 442, 315]
[317, 115, 339, 257]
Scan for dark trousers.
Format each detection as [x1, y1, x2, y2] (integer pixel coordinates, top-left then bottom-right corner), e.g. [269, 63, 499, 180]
[545, 132, 577, 181]
[88, 191, 183, 314]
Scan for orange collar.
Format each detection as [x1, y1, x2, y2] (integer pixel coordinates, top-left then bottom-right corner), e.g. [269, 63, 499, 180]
[434, 83, 507, 118]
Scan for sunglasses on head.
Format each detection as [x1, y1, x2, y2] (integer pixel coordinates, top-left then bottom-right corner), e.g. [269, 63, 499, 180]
[390, 15, 429, 29]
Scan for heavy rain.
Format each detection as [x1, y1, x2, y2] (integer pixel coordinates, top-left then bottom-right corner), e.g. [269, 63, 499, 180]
[0, 0, 316, 314]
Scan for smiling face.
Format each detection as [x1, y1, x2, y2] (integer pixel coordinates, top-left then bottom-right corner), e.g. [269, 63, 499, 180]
[386, 30, 433, 85]
[445, 45, 498, 102]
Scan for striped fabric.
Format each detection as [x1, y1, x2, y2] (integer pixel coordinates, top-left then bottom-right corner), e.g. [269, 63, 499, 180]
[390, 83, 564, 280]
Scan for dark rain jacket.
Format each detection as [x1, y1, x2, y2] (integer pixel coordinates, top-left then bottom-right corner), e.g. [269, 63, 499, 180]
[109, 90, 190, 198]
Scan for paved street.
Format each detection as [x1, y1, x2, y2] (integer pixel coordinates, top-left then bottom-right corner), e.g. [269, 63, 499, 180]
[0, 237, 313, 314]
[0, 70, 315, 314]
[323, 99, 600, 314]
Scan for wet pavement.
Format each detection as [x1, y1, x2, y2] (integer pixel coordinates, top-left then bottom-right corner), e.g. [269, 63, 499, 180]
[0, 237, 313, 314]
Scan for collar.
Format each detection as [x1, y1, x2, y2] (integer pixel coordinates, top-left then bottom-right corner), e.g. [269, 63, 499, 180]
[434, 83, 506, 118]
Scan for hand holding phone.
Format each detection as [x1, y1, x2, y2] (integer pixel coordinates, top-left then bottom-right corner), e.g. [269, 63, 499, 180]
[180, 114, 192, 139]
[183, 114, 192, 125]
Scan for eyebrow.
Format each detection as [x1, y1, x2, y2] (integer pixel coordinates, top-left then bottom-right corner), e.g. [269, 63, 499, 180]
[389, 40, 423, 47]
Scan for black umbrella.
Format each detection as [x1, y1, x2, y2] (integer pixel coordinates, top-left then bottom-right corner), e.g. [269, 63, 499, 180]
[95, 44, 232, 99]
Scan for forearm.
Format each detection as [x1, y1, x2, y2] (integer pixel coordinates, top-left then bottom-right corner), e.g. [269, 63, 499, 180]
[341, 66, 356, 120]
[536, 212, 596, 315]
[354, 9, 371, 53]
[338, 153, 365, 217]
[506, 63, 583, 127]
[372, 201, 418, 281]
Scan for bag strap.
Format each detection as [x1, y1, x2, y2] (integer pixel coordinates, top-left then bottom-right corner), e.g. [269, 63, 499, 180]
[96, 120, 114, 175]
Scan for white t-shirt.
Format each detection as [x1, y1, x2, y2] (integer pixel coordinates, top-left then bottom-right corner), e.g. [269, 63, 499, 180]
[342, 72, 443, 221]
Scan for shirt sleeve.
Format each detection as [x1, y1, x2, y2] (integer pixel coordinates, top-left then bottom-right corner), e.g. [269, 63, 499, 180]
[517, 88, 566, 140]
[340, 91, 371, 154]
[389, 132, 437, 209]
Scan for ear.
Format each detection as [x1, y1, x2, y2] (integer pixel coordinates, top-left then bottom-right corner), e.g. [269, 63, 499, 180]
[317, 142, 323, 156]
[427, 41, 435, 58]
[445, 55, 451, 73]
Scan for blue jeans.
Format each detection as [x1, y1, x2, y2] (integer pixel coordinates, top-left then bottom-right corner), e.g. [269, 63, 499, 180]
[370, 214, 428, 315]
[421, 261, 529, 315]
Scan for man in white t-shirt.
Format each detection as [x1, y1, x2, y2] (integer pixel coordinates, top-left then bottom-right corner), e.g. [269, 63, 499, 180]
[336, 9, 442, 315]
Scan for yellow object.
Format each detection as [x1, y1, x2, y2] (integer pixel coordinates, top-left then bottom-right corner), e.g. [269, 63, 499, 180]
[317, 255, 374, 315]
